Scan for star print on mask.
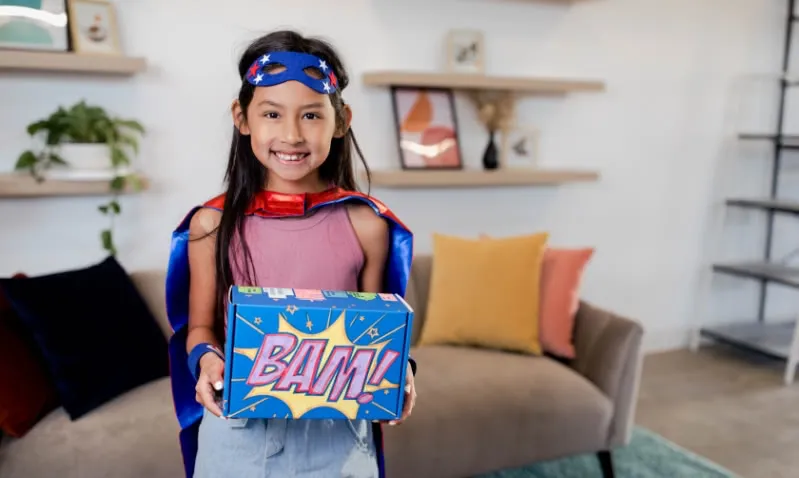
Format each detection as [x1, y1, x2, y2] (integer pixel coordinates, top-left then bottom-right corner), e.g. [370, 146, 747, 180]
[244, 51, 339, 95]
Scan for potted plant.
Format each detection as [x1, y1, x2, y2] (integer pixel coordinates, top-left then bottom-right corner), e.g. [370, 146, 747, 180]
[15, 100, 146, 256]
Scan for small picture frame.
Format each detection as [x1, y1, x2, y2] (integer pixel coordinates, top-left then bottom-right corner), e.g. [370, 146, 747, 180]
[445, 29, 485, 74]
[391, 86, 464, 170]
[501, 124, 540, 168]
[67, 0, 121, 55]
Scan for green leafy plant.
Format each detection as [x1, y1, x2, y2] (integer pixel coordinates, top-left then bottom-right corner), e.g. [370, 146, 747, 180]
[15, 101, 146, 256]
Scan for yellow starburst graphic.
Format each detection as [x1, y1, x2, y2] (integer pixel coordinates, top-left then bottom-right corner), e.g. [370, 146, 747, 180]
[232, 310, 401, 419]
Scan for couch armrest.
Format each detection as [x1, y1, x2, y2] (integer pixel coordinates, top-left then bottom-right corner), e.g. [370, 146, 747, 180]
[568, 301, 644, 448]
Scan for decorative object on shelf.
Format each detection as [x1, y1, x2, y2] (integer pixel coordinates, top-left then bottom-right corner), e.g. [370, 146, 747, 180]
[14, 100, 145, 255]
[391, 86, 463, 170]
[445, 29, 485, 74]
[482, 130, 498, 169]
[14, 100, 143, 179]
[468, 90, 514, 170]
[0, 0, 69, 52]
[66, 0, 120, 55]
[500, 123, 540, 168]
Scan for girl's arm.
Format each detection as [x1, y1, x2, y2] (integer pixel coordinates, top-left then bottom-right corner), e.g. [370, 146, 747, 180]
[186, 207, 226, 417]
[347, 204, 389, 292]
[348, 203, 417, 424]
[187, 207, 223, 352]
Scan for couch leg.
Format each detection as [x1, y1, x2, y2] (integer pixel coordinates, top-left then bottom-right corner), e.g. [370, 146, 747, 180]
[597, 450, 614, 478]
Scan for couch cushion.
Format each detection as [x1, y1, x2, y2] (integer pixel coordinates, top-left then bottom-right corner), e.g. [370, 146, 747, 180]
[537, 247, 594, 359]
[0, 256, 170, 420]
[0, 377, 182, 478]
[0, 273, 59, 437]
[129, 270, 170, 338]
[418, 233, 548, 355]
[404, 255, 431, 347]
[382, 345, 613, 478]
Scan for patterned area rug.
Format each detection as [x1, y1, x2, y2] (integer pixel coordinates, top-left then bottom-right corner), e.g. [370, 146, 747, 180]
[479, 427, 740, 478]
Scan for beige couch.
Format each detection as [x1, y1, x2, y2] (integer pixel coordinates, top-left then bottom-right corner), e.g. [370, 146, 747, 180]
[0, 255, 643, 478]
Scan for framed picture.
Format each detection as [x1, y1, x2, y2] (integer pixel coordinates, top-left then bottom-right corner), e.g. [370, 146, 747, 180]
[391, 86, 463, 170]
[0, 0, 69, 52]
[67, 0, 121, 55]
[500, 124, 540, 168]
[445, 29, 485, 74]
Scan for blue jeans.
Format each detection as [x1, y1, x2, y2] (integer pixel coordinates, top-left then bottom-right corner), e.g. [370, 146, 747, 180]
[194, 410, 379, 478]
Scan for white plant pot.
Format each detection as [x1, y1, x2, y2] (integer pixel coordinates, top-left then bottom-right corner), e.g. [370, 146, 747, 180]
[60, 143, 110, 170]
[44, 143, 131, 180]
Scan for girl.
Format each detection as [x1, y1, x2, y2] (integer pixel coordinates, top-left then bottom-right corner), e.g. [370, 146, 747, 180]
[164, 30, 417, 478]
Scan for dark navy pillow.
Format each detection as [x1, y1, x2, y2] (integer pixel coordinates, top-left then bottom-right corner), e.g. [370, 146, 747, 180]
[0, 256, 168, 420]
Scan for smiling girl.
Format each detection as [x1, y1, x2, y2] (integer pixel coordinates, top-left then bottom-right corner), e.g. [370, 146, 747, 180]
[164, 30, 417, 478]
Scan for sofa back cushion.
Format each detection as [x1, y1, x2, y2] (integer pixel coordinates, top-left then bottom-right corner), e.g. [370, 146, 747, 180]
[538, 247, 594, 358]
[405, 255, 432, 346]
[0, 256, 170, 421]
[0, 273, 59, 437]
[414, 233, 548, 355]
[129, 270, 170, 338]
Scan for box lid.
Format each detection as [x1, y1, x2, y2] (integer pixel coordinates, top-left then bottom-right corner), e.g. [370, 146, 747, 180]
[230, 286, 413, 313]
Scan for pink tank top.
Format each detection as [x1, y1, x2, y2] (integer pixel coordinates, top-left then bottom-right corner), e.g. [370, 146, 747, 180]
[230, 204, 364, 292]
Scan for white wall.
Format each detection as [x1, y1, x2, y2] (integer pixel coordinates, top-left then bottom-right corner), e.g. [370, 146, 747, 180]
[0, 0, 792, 352]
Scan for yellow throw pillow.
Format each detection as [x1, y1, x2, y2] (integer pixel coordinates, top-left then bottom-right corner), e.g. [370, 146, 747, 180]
[417, 232, 548, 355]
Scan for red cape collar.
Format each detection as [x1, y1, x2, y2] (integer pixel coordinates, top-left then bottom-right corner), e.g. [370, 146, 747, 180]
[202, 187, 404, 227]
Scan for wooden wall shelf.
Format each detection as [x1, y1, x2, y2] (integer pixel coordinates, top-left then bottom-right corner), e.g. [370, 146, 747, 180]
[0, 173, 150, 198]
[0, 50, 146, 76]
[361, 169, 599, 188]
[362, 71, 605, 94]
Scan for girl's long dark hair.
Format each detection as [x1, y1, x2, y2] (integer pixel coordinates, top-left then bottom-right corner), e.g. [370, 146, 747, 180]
[211, 30, 372, 343]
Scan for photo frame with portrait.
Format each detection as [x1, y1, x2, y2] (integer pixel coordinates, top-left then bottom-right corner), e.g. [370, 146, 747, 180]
[391, 86, 464, 170]
[67, 0, 121, 55]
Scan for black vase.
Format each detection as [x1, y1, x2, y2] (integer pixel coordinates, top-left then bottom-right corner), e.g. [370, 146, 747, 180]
[482, 130, 499, 170]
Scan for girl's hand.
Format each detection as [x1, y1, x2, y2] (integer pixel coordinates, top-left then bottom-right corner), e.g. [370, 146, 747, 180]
[195, 352, 225, 417]
[385, 362, 416, 426]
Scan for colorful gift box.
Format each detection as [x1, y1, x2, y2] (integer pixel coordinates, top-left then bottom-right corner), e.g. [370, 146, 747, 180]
[222, 286, 414, 421]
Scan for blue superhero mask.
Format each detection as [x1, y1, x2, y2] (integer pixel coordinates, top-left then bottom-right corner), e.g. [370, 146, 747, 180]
[244, 51, 339, 94]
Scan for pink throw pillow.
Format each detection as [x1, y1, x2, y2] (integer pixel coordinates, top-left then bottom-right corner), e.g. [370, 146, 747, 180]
[539, 248, 594, 358]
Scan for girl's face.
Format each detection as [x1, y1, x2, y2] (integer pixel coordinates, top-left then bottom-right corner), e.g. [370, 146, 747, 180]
[237, 79, 345, 190]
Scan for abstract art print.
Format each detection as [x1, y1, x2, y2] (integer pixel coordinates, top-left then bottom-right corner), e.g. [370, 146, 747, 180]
[67, 0, 120, 55]
[391, 87, 463, 170]
[0, 0, 69, 51]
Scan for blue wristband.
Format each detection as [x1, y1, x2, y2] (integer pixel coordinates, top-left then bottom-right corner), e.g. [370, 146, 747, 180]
[188, 343, 223, 381]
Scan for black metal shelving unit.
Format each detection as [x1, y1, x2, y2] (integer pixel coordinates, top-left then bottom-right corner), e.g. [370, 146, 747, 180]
[695, 0, 799, 385]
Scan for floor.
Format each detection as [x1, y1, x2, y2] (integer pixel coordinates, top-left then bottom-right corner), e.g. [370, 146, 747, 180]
[635, 345, 799, 478]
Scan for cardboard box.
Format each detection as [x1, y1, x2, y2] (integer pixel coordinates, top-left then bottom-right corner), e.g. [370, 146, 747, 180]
[222, 286, 414, 421]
